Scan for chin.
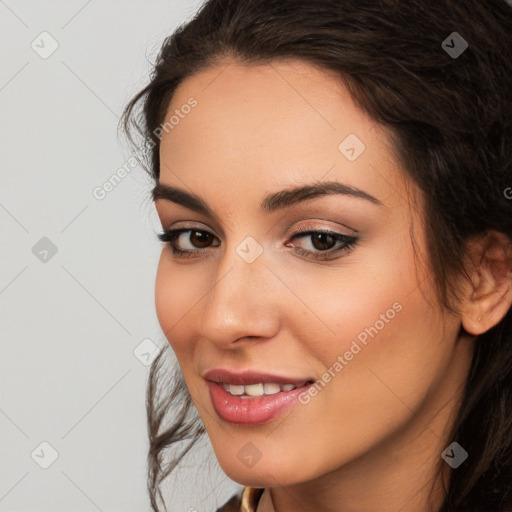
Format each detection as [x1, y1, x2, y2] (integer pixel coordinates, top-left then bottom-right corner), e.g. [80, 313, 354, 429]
[216, 452, 312, 488]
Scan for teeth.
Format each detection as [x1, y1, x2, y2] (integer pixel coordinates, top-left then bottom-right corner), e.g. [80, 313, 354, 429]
[222, 382, 301, 397]
[263, 383, 281, 395]
[228, 384, 244, 395]
[244, 383, 264, 396]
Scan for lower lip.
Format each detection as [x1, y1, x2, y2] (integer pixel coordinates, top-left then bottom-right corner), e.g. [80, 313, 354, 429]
[207, 381, 313, 426]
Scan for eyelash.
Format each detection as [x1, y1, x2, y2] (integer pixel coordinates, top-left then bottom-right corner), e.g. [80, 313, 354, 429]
[157, 226, 359, 262]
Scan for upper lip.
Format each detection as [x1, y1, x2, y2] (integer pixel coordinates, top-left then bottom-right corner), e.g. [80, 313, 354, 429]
[203, 368, 314, 386]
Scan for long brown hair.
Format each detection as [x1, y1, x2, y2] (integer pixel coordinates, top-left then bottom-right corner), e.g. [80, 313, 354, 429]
[121, 1, 512, 510]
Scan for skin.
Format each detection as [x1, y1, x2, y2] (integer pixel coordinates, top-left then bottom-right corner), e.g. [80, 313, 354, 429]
[153, 59, 512, 512]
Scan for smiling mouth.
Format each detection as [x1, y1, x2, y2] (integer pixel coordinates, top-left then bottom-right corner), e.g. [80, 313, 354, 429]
[217, 380, 315, 398]
[203, 368, 317, 417]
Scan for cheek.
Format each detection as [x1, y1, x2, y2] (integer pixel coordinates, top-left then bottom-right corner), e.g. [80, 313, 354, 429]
[284, 232, 447, 417]
[303, 256, 445, 415]
[258, 266, 446, 476]
[281, 229, 428, 362]
[154, 252, 202, 357]
[314, 293, 445, 465]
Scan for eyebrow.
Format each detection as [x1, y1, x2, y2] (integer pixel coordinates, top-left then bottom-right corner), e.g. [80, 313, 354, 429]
[152, 180, 383, 220]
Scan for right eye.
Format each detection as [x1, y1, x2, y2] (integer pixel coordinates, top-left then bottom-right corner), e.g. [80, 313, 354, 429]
[157, 228, 220, 258]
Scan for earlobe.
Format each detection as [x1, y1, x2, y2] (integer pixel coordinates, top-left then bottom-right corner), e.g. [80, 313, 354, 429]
[460, 231, 512, 336]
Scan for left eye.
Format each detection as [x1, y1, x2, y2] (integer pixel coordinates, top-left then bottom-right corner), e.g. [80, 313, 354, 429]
[285, 230, 358, 260]
[289, 231, 344, 251]
[157, 228, 358, 261]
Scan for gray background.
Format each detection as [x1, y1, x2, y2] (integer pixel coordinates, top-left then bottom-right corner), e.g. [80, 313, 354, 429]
[0, 1, 241, 510]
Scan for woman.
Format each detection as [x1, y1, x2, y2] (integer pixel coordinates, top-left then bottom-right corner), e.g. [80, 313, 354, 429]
[121, 1, 512, 511]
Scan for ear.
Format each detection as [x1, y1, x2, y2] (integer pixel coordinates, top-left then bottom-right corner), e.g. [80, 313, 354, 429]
[460, 230, 512, 335]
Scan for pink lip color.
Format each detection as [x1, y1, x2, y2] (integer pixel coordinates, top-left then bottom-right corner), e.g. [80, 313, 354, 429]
[207, 381, 313, 426]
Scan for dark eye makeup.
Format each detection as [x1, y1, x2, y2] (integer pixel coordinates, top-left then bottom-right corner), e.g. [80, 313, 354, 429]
[157, 225, 359, 262]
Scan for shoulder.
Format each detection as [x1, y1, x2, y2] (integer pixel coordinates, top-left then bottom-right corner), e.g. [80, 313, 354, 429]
[215, 487, 265, 512]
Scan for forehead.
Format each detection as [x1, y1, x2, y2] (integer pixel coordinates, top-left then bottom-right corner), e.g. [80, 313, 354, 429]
[159, 58, 408, 211]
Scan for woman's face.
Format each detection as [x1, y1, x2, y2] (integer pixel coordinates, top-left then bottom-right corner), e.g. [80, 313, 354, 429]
[154, 59, 473, 490]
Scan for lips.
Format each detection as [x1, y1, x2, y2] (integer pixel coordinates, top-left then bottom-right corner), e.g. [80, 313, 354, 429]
[202, 368, 314, 386]
[203, 368, 315, 425]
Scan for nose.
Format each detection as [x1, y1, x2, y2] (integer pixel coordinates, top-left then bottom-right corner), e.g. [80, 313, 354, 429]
[199, 242, 281, 348]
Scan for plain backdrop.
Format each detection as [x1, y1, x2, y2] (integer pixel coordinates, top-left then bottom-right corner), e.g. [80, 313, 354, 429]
[0, 1, 242, 511]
